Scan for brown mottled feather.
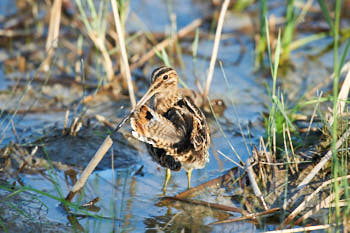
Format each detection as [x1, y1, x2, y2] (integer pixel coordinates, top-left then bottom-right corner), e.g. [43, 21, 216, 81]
[130, 66, 210, 171]
[130, 105, 182, 148]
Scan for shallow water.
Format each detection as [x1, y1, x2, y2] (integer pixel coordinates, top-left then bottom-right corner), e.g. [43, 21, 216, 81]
[0, 0, 342, 232]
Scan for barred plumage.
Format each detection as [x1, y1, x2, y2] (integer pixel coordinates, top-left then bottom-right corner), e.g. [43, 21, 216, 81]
[130, 66, 210, 191]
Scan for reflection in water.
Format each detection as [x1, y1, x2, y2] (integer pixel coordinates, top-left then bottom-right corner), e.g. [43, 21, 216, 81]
[121, 174, 137, 231]
[143, 202, 256, 232]
[64, 163, 258, 232]
[143, 206, 211, 233]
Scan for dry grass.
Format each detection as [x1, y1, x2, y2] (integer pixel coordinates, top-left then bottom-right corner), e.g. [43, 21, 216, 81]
[110, 0, 136, 107]
[203, 0, 230, 100]
[75, 0, 114, 83]
[42, 0, 62, 72]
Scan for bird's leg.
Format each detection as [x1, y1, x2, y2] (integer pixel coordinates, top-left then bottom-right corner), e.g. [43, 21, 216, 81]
[186, 168, 192, 189]
[163, 168, 171, 193]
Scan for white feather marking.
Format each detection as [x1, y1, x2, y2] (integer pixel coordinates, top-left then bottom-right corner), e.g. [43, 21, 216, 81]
[132, 131, 155, 145]
[130, 118, 136, 131]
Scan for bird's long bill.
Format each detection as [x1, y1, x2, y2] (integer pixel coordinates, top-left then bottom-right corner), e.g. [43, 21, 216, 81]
[132, 87, 157, 111]
[114, 87, 156, 132]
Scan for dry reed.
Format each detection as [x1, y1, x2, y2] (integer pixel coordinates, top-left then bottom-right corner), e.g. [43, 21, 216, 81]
[110, 0, 136, 107]
[43, 0, 62, 71]
[65, 136, 113, 202]
[203, 0, 230, 100]
[284, 126, 350, 209]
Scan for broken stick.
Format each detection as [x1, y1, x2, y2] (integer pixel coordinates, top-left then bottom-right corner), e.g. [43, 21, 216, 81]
[65, 135, 113, 202]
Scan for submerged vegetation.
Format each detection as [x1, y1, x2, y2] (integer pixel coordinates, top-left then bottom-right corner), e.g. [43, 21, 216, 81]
[0, 0, 350, 232]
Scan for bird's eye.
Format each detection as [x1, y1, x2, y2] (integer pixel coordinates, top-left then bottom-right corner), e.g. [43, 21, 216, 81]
[163, 75, 168, 80]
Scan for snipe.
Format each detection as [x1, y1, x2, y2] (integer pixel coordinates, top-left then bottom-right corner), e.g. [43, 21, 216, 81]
[130, 66, 210, 192]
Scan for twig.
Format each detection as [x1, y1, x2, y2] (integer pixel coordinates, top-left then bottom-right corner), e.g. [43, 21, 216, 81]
[46, 0, 62, 52]
[162, 196, 247, 214]
[0, 29, 33, 37]
[203, 0, 230, 100]
[296, 127, 350, 190]
[283, 123, 295, 175]
[294, 189, 343, 225]
[322, 199, 350, 208]
[161, 212, 182, 231]
[217, 150, 243, 168]
[175, 167, 239, 199]
[62, 110, 69, 135]
[128, 18, 203, 72]
[246, 157, 268, 210]
[281, 175, 350, 228]
[65, 136, 113, 202]
[43, 0, 62, 72]
[69, 117, 79, 136]
[283, 126, 350, 209]
[95, 114, 115, 129]
[210, 207, 280, 225]
[110, 0, 136, 107]
[10, 119, 19, 143]
[306, 91, 323, 135]
[286, 124, 298, 172]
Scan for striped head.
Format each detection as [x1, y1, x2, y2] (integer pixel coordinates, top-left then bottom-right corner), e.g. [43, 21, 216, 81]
[133, 66, 179, 110]
[150, 66, 178, 89]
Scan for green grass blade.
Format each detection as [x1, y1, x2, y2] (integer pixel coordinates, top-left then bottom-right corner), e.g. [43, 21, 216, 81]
[317, 0, 335, 35]
[0, 184, 106, 219]
[272, 96, 296, 131]
[273, 30, 282, 96]
[255, 0, 267, 67]
[331, 0, 342, 224]
[282, 0, 296, 50]
[0, 219, 8, 233]
[75, 0, 94, 34]
[265, 17, 273, 77]
[87, 0, 98, 21]
[289, 32, 329, 52]
[161, 48, 171, 67]
[154, 48, 171, 66]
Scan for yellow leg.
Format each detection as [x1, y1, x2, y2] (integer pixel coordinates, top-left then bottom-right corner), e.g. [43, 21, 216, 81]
[163, 168, 171, 193]
[186, 168, 192, 189]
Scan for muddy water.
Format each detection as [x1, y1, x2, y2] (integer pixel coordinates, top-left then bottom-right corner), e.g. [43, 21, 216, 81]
[0, 0, 335, 232]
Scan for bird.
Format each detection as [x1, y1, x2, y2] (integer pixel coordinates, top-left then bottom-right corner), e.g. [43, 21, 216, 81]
[129, 66, 210, 192]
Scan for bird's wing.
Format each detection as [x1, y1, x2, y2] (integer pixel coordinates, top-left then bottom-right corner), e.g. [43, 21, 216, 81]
[176, 97, 210, 152]
[130, 105, 182, 149]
